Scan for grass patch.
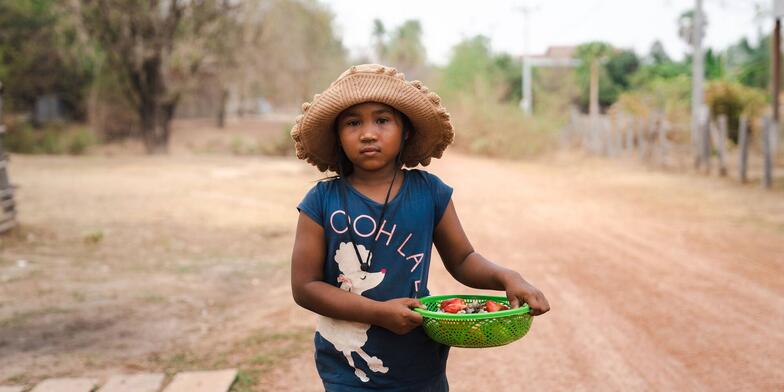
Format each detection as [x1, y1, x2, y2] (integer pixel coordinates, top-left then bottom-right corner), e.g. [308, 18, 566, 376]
[230, 368, 263, 392]
[151, 327, 312, 391]
[447, 93, 563, 159]
[82, 229, 104, 245]
[0, 306, 71, 328]
[140, 293, 167, 304]
[258, 125, 295, 157]
[3, 121, 99, 155]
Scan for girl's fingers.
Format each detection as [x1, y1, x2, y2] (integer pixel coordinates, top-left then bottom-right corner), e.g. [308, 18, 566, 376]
[529, 293, 549, 315]
[407, 298, 425, 309]
[409, 310, 423, 324]
[507, 294, 521, 309]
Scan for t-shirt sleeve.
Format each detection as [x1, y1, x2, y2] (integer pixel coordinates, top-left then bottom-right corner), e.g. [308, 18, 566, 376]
[296, 183, 324, 227]
[429, 172, 454, 226]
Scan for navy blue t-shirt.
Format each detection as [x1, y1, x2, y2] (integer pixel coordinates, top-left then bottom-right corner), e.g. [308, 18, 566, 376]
[297, 169, 453, 391]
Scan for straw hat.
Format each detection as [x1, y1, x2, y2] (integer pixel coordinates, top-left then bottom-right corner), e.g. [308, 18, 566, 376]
[290, 64, 455, 172]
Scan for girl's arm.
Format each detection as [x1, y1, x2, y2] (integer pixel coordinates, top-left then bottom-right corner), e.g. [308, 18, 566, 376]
[433, 199, 551, 315]
[291, 212, 423, 334]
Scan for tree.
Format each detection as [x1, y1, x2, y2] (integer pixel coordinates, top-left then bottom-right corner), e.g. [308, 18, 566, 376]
[372, 19, 386, 63]
[704, 48, 724, 80]
[241, 0, 347, 107]
[0, 0, 94, 118]
[605, 49, 640, 90]
[441, 36, 496, 96]
[575, 41, 614, 114]
[383, 20, 427, 80]
[78, 0, 236, 153]
[726, 35, 770, 90]
[678, 9, 707, 49]
[648, 40, 671, 65]
[439, 35, 521, 103]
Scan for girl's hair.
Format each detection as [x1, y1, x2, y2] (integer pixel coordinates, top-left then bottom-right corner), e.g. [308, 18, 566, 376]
[321, 108, 414, 181]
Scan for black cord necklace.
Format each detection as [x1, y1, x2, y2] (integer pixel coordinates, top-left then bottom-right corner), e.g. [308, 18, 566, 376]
[337, 138, 406, 272]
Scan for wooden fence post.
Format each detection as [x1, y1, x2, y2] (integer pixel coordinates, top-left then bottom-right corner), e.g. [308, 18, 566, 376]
[615, 115, 623, 156]
[608, 115, 617, 156]
[0, 80, 17, 233]
[642, 115, 656, 162]
[701, 110, 712, 174]
[658, 116, 670, 167]
[694, 107, 711, 172]
[738, 116, 749, 183]
[636, 118, 645, 160]
[762, 116, 774, 189]
[603, 115, 611, 156]
[623, 113, 633, 154]
[605, 117, 614, 156]
[715, 114, 728, 176]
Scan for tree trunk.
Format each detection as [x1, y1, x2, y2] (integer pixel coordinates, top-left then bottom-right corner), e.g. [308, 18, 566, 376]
[217, 88, 228, 129]
[135, 55, 177, 154]
[589, 58, 599, 118]
[140, 99, 176, 154]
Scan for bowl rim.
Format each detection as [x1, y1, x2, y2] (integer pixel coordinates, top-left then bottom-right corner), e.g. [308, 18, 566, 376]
[413, 294, 531, 320]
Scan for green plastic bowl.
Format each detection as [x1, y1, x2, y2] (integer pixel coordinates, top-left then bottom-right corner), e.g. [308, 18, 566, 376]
[413, 294, 533, 348]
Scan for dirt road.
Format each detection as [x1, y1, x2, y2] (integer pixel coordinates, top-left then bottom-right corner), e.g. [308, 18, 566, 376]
[1, 147, 782, 391]
[265, 153, 784, 391]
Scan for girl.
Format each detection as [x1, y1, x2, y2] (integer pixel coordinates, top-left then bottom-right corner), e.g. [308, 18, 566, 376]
[290, 64, 549, 391]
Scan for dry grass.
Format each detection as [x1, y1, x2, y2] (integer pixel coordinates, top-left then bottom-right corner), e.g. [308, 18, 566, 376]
[447, 94, 563, 158]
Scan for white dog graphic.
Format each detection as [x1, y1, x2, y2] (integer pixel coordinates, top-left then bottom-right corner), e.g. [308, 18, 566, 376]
[317, 242, 388, 382]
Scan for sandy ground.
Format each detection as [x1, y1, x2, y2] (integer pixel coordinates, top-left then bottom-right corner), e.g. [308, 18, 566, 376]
[263, 153, 784, 392]
[1, 119, 783, 391]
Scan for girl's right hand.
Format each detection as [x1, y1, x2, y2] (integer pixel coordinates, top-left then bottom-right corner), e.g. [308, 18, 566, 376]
[375, 298, 424, 335]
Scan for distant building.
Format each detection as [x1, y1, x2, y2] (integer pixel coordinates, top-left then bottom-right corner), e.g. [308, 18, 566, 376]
[543, 46, 577, 60]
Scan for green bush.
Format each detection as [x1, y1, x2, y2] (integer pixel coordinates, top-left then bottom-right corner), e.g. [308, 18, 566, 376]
[259, 125, 295, 156]
[3, 123, 38, 153]
[39, 128, 64, 154]
[447, 92, 560, 158]
[2, 122, 97, 155]
[67, 128, 97, 155]
[616, 75, 691, 118]
[705, 80, 766, 143]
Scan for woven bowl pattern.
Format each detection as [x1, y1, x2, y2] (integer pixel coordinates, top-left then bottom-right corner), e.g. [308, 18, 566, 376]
[414, 295, 533, 348]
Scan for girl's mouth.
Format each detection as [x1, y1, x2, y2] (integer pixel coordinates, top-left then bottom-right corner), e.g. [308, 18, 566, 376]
[359, 146, 381, 156]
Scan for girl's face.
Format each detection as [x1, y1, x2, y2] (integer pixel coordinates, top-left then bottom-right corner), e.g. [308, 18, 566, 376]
[336, 102, 406, 173]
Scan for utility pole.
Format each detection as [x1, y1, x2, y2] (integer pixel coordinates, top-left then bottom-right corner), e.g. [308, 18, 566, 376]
[589, 59, 600, 118]
[774, 20, 781, 122]
[692, 0, 706, 171]
[517, 2, 541, 113]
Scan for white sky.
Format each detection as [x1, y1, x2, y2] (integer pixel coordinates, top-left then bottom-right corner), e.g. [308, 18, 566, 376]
[325, 0, 768, 65]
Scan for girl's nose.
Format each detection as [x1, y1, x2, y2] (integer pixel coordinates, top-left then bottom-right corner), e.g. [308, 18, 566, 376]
[359, 126, 377, 141]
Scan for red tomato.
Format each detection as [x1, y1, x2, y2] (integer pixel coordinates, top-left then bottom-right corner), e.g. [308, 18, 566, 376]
[485, 300, 508, 312]
[442, 303, 467, 313]
[439, 298, 466, 310]
[440, 298, 467, 313]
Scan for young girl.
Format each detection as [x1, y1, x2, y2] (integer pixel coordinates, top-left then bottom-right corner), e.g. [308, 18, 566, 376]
[290, 64, 549, 391]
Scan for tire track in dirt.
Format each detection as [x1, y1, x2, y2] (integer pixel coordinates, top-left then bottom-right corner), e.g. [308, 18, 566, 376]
[417, 154, 784, 391]
[18, 151, 777, 390]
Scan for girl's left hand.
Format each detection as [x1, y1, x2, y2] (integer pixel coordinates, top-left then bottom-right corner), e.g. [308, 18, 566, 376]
[502, 272, 550, 316]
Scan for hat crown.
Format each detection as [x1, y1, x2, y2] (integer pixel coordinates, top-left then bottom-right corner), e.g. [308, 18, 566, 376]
[334, 64, 404, 85]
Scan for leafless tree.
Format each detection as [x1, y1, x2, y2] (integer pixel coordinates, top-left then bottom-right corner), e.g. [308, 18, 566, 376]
[79, 0, 237, 153]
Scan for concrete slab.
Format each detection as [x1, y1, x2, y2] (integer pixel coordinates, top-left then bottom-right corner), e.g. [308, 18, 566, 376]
[162, 369, 237, 392]
[98, 373, 165, 392]
[30, 378, 98, 392]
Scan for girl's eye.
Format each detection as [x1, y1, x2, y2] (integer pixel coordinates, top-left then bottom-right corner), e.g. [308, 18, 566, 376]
[346, 120, 360, 127]
[377, 118, 389, 124]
